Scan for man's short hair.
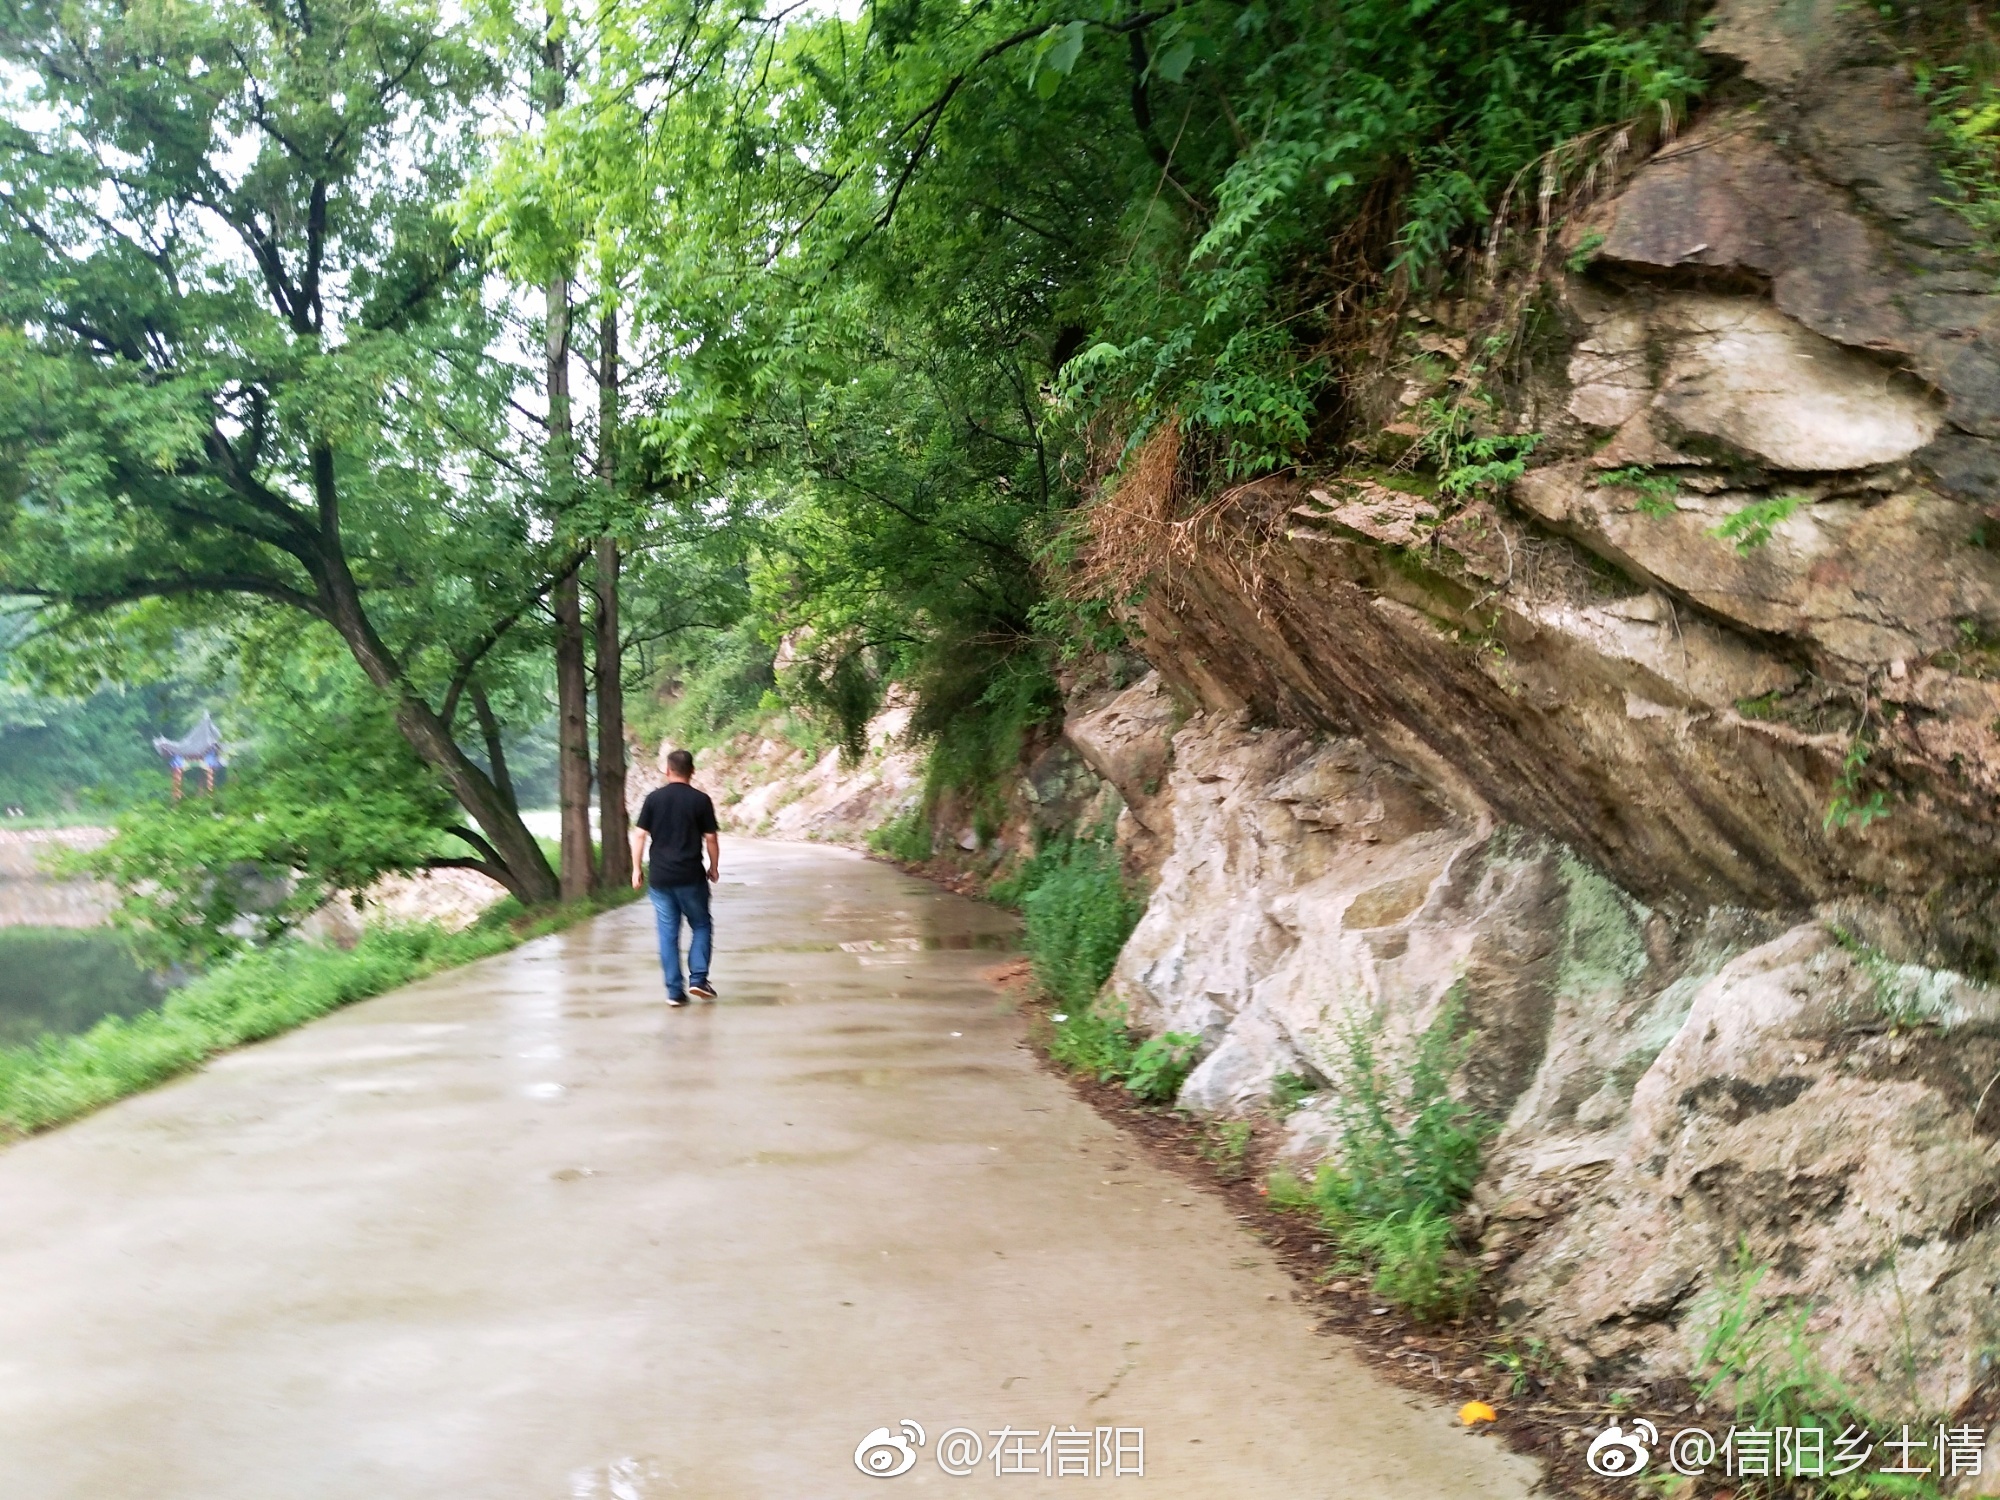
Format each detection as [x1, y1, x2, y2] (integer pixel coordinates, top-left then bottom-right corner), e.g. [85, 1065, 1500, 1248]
[665, 748, 696, 778]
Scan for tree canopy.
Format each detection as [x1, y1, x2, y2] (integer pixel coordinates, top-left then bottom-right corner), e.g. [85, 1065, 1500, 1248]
[0, 0, 1706, 942]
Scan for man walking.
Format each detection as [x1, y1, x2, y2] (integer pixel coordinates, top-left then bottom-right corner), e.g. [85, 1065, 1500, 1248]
[631, 748, 720, 1006]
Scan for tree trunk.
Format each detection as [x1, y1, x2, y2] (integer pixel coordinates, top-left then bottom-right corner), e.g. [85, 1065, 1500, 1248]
[542, 24, 593, 902]
[593, 303, 632, 890]
[470, 681, 518, 816]
[309, 500, 558, 904]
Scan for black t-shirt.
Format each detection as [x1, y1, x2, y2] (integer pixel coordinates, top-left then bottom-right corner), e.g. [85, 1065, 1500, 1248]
[636, 782, 718, 887]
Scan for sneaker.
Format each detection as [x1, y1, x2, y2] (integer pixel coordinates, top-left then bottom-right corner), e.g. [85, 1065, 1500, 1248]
[688, 980, 718, 1001]
[666, 993, 690, 1008]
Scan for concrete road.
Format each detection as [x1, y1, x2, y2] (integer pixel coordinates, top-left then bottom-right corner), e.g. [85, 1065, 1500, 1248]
[0, 840, 1540, 1499]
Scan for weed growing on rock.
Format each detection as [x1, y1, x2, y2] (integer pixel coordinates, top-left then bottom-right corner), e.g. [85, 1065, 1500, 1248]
[1708, 495, 1806, 554]
[1267, 997, 1493, 1321]
[1599, 465, 1679, 516]
[1828, 927, 1949, 1031]
[1692, 1248, 1948, 1499]
[1825, 737, 1892, 832]
[1413, 397, 1541, 500]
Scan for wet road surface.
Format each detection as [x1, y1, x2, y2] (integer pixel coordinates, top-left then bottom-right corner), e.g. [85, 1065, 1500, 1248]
[0, 840, 1540, 1498]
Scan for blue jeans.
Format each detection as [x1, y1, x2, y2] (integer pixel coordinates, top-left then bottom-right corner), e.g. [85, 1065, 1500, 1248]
[647, 882, 713, 998]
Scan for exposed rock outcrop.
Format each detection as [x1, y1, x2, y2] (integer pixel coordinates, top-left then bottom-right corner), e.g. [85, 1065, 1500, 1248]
[1073, 0, 2000, 1416]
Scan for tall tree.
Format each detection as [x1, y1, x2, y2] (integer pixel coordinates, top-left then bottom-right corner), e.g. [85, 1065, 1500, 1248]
[594, 302, 631, 889]
[0, 0, 565, 902]
[539, 17, 595, 901]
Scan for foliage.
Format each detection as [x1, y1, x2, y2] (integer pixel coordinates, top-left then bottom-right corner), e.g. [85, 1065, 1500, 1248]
[1709, 496, 1806, 554]
[1600, 465, 1679, 517]
[1275, 994, 1492, 1320]
[869, 805, 936, 864]
[1047, 1000, 1137, 1081]
[633, 620, 777, 752]
[1915, 60, 2000, 246]
[1018, 837, 1143, 1013]
[1691, 1247, 1945, 1499]
[71, 634, 467, 962]
[475, 0, 1705, 794]
[1124, 1031, 1202, 1103]
[1416, 400, 1541, 498]
[0, 667, 197, 815]
[0, 0, 563, 902]
[1825, 734, 1893, 832]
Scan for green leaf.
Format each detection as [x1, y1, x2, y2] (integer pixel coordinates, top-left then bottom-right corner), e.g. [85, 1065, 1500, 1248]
[1153, 41, 1195, 84]
[1046, 20, 1087, 76]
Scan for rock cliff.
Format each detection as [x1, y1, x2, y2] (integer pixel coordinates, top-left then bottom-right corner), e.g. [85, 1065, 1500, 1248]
[1063, 0, 2000, 1415]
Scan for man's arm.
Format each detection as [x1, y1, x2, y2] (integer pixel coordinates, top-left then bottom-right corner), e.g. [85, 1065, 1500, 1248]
[705, 831, 720, 882]
[630, 827, 648, 888]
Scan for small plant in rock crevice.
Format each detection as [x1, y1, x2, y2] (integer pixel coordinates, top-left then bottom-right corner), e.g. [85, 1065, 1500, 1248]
[1709, 495, 1806, 555]
[1825, 735, 1892, 832]
[1269, 1069, 1318, 1117]
[1412, 396, 1541, 501]
[1828, 926, 1948, 1032]
[1599, 464, 1679, 517]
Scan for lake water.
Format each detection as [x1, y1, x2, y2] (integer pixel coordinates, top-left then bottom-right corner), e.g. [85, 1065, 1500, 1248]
[0, 928, 170, 1050]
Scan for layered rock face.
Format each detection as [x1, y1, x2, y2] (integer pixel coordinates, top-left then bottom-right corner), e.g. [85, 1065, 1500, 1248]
[1064, 0, 2000, 1412]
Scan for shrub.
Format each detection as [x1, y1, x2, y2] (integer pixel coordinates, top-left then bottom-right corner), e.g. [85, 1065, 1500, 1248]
[1019, 839, 1142, 1014]
[1275, 992, 1493, 1321]
[1124, 1031, 1202, 1103]
[1047, 1003, 1136, 1082]
[868, 805, 935, 863]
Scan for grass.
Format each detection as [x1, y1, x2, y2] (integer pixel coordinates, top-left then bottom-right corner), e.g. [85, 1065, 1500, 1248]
[1003, 832, 1204, 1106]
[1688, 1248, 1948, 1499]
[0, 888, 635, 1141]
[1266, 993, 1493, 1321]
[868, 804, 935, 863]
[1197, 1118, 1254, 1180]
